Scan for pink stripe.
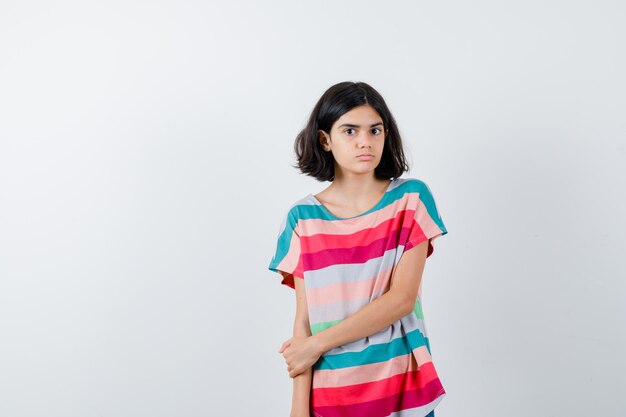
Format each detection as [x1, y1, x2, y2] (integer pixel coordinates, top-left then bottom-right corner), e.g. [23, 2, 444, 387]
[276, 230, 304, 283]
[312, 362, 439, 408]
[304, 216, 396, 252]
[299, 192, 421, 238]
[411, 345, 434, 366]
[305, 260, 398, 307]
[306, 277, 377, 306]
[312, 353, 420, 388]
[405, 198, 444, 252]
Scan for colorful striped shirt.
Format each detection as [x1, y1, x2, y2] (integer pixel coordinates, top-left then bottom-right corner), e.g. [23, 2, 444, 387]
[268, 177, 449, 417]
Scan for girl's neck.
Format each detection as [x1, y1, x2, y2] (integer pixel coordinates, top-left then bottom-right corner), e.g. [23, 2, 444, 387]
[320, 176, 392, 207]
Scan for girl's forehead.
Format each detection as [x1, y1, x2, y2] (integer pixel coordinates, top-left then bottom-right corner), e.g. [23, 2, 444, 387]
[335, 105, 383, 124]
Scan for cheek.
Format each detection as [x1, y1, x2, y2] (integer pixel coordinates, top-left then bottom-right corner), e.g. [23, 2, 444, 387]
[333, 141, 353, 153]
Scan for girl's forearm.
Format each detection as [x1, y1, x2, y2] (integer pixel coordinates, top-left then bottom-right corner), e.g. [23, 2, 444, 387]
[312, 289, 412, 354]
[291, 367, 312, 415]
[291, 291, 313, 415]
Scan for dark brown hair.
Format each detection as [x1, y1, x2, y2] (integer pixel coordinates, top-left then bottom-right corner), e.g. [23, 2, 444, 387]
[293, 81, 409, 182]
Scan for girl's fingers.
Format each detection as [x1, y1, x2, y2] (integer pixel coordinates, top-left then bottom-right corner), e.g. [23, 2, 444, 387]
[278, 339, 292, 353]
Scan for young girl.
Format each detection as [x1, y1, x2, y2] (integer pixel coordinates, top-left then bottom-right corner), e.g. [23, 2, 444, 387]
[268, 81, 448, 417]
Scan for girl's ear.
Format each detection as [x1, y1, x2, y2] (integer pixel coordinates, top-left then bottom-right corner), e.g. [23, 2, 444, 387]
[318, 130, 331, 151]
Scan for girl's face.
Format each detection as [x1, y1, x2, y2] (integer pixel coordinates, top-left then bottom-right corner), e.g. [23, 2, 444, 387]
[319, 104, 386, 178]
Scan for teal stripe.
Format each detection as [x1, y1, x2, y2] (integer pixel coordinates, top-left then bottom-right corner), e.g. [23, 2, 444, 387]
[267, 208, 299, 271]
[414, 180, 448, 235]
[313, 327, 430, 370]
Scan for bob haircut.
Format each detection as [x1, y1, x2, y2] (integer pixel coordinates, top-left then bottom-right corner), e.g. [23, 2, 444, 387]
[294, 81, 409, 182]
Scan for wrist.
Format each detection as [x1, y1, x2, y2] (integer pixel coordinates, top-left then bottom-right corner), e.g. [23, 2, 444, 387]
[291, 403, 309, 412]
[290, 409, 310, 417]
[310, 332, 329, 355]
[290, 405, 310, 417]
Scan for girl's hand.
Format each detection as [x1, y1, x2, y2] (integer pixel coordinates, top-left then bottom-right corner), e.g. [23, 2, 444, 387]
[279, 335, 323, 378]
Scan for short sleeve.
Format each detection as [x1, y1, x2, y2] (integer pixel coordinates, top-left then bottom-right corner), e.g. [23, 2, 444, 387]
[405, 181, 449, 258]
[267, 207, 304, 289]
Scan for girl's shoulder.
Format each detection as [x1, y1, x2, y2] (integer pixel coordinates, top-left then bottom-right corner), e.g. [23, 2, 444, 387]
[276, 194, 316, 227]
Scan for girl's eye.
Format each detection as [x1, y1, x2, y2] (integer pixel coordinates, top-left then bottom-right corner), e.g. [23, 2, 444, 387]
[344, 128, 356, 135]
[372, 128, 382, 135]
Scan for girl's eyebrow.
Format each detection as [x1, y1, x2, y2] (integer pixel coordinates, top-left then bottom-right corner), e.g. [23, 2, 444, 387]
[338, 122, 383, 128]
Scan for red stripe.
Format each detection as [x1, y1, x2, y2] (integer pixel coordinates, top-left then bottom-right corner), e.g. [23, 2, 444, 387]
[304, 209, 414, 252]
[302, 209, 421, 271]
[312, 362, 440, 407]
[312, 377, 445, 417]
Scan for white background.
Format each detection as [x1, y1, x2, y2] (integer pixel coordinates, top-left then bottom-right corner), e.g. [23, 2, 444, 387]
[1, 1, 625, 416]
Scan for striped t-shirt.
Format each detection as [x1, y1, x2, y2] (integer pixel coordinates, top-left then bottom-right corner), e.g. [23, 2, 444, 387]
[268, 177, 448, 417]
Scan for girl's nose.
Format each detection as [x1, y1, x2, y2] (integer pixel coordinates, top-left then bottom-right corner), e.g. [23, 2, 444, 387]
[358, 133, 373, 147]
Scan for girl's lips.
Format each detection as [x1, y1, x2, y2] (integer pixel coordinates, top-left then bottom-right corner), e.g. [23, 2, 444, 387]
[357, 155, 374, 160]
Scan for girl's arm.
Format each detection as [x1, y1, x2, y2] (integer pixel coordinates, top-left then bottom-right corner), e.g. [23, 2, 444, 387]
[288, 274, 313, 417]
[280, 239, 430, 378]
